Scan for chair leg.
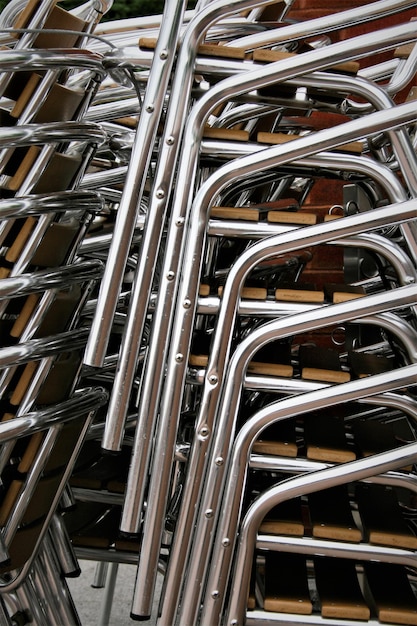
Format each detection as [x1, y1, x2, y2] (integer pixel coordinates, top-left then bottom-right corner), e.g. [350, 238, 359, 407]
[98, 561, 119, 626]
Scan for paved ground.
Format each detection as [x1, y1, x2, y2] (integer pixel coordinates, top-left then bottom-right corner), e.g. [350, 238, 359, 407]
[68, 560, 162, 625]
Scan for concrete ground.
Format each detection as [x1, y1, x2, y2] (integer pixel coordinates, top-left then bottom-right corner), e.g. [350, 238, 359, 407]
[68, 560, 162, 626]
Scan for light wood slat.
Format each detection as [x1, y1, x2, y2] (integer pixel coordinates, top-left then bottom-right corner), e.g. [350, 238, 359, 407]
[302, 367, 351, 384]
[267, 210, 316, 225]
[308, 485, 361, 542]
[211, 206, 260, 222]
[275, 288, 324, 303]
[218, 285, 268, 300]
[299, 345, 351, 384]
[264, 552, 312, 614]
[314, 557, 370, 620]
[138, 37, 246, 59]
[203, 126, 250, 142]
[364, 562, 417, 625]
[260, 498, 304, 536]
[253, 418, 298, 457]
[304, 414, 356, 464]
[9, 294, 39, 338]
[252, 48, 360, 75]
[5, 217, 37, 261]
[257, 131, 363, 154]
[356, 484, 417, 550]
[9, 360, 38, 404]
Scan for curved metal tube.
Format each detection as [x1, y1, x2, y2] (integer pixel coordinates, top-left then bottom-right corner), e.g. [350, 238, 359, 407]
[228, 0, 417, 50]
[0, 121, 107, 148]
[0, 48, 105, 73]
[0, 0, 57, 80]
[88, 0, 279, 472]
[207, 68, 417, 199]
[0, 328, 90, 370]
[168, 142, 408, 206]
[129, 26, 417, 536]
[0, 190, 104, 220]
[0, 260, 103, 300]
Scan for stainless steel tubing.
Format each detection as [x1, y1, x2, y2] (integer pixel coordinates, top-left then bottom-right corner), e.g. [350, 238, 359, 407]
[0, 598, 14, 626]
[166, 99, 417, 367]
[35, 539, 81, 626]
[2, 426, 64, 544]
[0, 388, 108, 446]
[0, 48, 105, 77]
[0, 328, 89, 369]
[83, 0, 188, 369]
[0, 190, 104, 220]
[201, 67, 417, 215]
[29, 564, 62, 626]
[48, 513, 81, 579]
[0, 0, 56, 81]
[0, 260, 103, 300]
[227, 0, 417, 50]
[98, 562, 119, 626]
[0, 121, 106, 149]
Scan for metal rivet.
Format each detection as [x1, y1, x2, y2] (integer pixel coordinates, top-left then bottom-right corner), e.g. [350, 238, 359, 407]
[215, 457, 224, 466]
[160, 50, 168, 59]
[205, 509, 213, 518]
[166, 135, 175, 145]
[211, 590, 219, 599]
[208, 374, 218, 385]
[146, 104, 154, 113]
[222, 537, 230, 547]
[167, 271, 175, 281]
[175, 353, 183, 362]
[156, 189, 165, 199]
[183, 298, 191, 309]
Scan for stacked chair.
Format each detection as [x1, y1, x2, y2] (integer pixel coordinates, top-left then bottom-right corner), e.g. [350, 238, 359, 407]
[0, 0, 114, 623]
[0, 0, 417, 624]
